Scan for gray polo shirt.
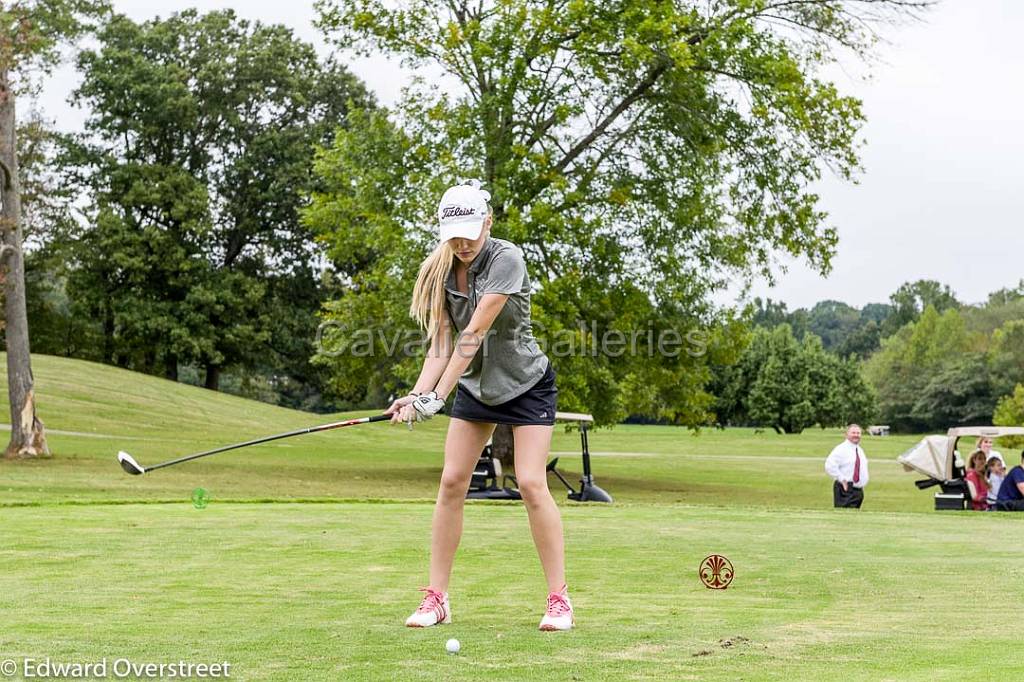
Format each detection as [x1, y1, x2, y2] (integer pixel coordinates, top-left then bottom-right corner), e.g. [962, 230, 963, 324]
[445, 237, 549, 405]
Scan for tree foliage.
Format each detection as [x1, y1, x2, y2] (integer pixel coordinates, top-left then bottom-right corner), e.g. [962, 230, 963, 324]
[1, 0, 110, 457]
[989, 319, 1024, 398]
[1, 0, 109, 75]
[881, 279, 960, 337]
[57, 9, 371, 393]
[750, 296, 889, 358]
[863, 305, 986, 431]
[911, 353, 998, 429]
[994, 384, 1024, 450]
[713, 324, 875, 433]
[963, 281, 1024, 338]
[310, 0, 924, 424]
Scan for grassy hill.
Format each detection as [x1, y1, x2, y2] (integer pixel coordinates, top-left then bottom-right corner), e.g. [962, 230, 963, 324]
[2, 355, 1023, 680]
[0, 354, 935, 509]
[0, 354, 452, 504]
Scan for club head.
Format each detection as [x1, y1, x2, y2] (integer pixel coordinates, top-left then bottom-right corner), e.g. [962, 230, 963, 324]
[118, 451, 145, 476]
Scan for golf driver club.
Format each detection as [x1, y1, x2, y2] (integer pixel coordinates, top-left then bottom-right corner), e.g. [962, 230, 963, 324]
[117, 414, 391, 475]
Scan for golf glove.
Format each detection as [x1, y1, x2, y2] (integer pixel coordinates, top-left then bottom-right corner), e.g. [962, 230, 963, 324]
[411, 391, 445, 421]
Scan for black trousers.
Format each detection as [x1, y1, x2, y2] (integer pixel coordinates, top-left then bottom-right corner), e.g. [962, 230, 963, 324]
[833, 481, 864, 509]
[995, 499, 1024, 511]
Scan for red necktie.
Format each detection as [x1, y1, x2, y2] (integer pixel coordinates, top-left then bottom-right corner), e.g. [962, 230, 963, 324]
[853, 447, 861, 484]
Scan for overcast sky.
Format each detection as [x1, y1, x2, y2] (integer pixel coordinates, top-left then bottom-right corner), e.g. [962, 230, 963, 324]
[35, 1, 1024, 310]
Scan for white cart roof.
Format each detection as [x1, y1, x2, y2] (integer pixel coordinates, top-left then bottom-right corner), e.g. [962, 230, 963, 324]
[898, 435, 950, 480]
[899, 427, 1024, 480]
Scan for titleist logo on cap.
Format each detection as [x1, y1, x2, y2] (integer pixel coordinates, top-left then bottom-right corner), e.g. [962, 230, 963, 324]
[441, 205, 476, 219]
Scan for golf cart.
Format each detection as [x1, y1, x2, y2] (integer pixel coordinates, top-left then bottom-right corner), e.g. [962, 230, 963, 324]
[466, 438, 521, 500]
[898, 426, 1024, 510]
[465, 411, 613, 503]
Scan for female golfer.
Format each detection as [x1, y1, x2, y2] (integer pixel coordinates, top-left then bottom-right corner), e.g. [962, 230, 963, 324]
[384, 179, 573, 631]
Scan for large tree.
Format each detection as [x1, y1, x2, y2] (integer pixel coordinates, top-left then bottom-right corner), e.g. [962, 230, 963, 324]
[910, 353, 998, 429]
[989, 319, 1024, 398]
[864, 305, 978, 431]
[1, 0, 108, 457]
[882, 279, 960, 337]
[63, 9, 372, 389]
[19, 111, 89, 360]
[804, 300, 862, 350]
[994, 384, 1024, 449]
[310, 0, 925, 454]
[713, 324, 875, 433]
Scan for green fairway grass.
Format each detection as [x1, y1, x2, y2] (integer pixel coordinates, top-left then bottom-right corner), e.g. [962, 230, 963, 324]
[1, 354, 1021, 680]
[3, 502, 1022, 681]
[1, 355, 933, 511]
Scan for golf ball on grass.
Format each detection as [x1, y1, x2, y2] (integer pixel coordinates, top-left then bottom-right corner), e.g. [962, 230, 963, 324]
[445, 639, 460, 654]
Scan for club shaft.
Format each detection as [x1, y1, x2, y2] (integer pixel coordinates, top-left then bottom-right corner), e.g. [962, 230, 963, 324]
[144, 414, 390, 472]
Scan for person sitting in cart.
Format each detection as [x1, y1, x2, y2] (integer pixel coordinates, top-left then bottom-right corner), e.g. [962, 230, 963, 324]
[975, 436, 1005, 467]
[994, 450, 1024, 512]
[986, 456, 1006, 509]
[963, 450, 990, 511]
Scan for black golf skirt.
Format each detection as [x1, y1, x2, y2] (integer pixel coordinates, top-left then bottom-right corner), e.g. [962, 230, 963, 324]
[449, 363, 557, 426]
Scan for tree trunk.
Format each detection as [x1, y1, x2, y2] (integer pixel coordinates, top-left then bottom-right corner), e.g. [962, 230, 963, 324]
[64, 316, 74, 356]
[492, 423, 515, 469]
[205, 363, 221, 390]
[142, 346, 157, 374]
[0, 68, 48, 458]
[102, 296, 114, 362]
[164, 354, 178, 381]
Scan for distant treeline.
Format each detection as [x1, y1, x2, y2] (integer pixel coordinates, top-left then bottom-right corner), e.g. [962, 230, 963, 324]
[715, 280, 1024, 433]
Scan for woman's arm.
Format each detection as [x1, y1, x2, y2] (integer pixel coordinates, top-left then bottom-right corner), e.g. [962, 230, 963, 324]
[392, 293, 509, 425]
[433, 292, 509, 399]
[414, 315, 454, 393]
[386, 315, 454, 423]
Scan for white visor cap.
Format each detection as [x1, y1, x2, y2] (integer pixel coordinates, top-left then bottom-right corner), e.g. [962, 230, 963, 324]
[437, 179, 491, 242]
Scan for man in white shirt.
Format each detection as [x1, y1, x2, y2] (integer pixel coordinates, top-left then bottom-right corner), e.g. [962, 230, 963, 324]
[825, 424, 869, 509]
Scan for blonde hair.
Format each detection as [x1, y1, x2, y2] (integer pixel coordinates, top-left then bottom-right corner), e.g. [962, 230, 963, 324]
[410, 241, 455, 339]
[410, 197, 493, 338]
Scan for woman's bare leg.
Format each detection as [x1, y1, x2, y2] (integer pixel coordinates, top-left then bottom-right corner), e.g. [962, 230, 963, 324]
[428, 418, 495, 591]
[512, 424, 564, 592]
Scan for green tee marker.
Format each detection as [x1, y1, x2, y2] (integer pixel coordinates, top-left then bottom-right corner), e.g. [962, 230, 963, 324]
[191, 488, 209, 509]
